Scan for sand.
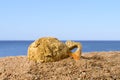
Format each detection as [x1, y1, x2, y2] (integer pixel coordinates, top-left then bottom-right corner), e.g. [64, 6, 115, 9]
[0, 51, 120, 80]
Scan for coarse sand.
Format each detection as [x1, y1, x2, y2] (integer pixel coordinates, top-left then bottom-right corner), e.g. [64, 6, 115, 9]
[0, 51, 120, 80]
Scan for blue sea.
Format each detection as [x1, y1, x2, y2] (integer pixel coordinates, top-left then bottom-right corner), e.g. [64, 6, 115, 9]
[0, 41, 120, 57]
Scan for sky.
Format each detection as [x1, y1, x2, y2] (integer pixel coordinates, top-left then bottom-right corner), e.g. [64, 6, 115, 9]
[0, 0, 120, 40]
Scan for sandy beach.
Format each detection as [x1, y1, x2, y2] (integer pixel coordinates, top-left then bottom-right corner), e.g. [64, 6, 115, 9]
[0, 51, 120, 80]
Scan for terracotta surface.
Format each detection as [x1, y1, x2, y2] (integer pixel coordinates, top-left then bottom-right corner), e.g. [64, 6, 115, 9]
[28, 37, 82, 62]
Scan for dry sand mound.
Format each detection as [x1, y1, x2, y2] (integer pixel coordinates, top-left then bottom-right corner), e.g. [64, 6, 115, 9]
[0, 52, 120, 80]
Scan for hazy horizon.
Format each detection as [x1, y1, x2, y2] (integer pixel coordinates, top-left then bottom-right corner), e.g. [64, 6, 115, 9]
[0, 0, 120, 40]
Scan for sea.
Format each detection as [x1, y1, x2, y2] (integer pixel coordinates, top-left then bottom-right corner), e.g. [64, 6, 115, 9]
[0, 41, 120, 57]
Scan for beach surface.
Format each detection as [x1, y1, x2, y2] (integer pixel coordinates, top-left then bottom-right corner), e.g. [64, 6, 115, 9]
[0, 51, 120, 80]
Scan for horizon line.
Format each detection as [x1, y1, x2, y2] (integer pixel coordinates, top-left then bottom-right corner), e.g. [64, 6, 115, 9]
[0, 40, 120, 41]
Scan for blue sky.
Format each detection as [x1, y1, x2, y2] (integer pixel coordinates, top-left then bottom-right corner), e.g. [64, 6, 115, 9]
[0, 0, 120, 40]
